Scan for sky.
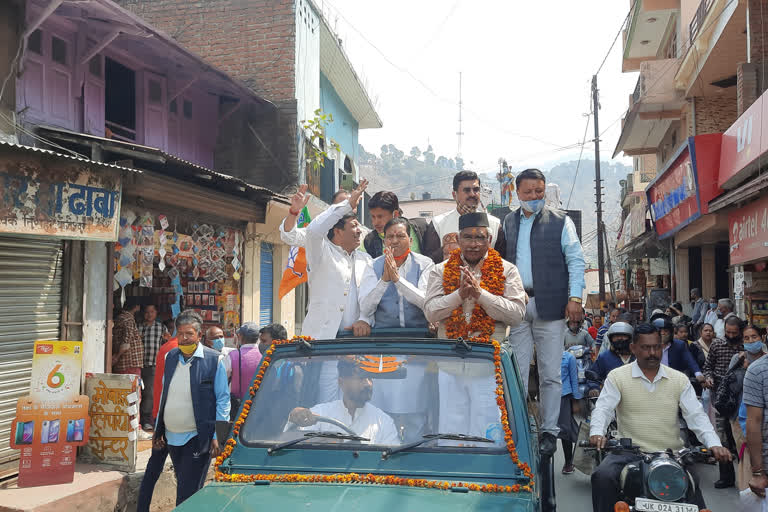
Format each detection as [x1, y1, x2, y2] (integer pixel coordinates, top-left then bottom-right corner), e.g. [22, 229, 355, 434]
[316, 0, 640, 173]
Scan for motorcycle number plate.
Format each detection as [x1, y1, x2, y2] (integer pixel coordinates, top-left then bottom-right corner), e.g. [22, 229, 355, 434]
[634, 498, 698, 512]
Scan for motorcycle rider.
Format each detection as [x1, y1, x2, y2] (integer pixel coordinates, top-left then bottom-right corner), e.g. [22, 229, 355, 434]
[587, 322, 635, 398]
[589, 322, 732, 512]
[564, 316, 595, 349]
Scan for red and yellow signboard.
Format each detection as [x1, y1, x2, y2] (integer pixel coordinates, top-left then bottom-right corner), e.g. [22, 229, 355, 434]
[8, 341, 89, 487]
[729, 195, 768, 265]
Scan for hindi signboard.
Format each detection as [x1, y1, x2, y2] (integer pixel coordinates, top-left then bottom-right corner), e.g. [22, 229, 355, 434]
[81, 374, 139, 471]
[0, 149, 121, 240]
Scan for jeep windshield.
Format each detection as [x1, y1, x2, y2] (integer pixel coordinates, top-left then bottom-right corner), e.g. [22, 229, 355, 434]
[239, 352, 509, 452]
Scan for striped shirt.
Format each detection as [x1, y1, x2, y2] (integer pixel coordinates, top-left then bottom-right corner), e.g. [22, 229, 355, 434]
[113, 310, 143, 370]
[596, 323, 610, 346]
[742, 355, 768, 469]
[703, 338, 743, 388]
[139, 320, 168, 367]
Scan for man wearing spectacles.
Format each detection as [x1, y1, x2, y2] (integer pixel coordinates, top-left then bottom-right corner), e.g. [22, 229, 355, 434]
[422, 171, 502, 263]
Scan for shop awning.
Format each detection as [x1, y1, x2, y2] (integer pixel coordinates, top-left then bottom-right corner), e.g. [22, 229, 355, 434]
[616, 231, 665, 259]
[36, 126, 289, 206]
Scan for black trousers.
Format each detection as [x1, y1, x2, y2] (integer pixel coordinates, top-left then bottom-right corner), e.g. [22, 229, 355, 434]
[167, 436, 212, 505]
[137, 444, 168, 512]
[591, 452, 706, 512]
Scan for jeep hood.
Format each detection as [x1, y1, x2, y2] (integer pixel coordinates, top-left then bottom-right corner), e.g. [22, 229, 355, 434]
[177, 482, 537, 511]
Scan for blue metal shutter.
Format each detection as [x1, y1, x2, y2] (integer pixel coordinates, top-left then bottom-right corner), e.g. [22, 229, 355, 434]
[259, 242, 273, 326]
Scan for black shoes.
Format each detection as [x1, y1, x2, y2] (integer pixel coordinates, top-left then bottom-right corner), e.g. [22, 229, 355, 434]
[714, 462, 735, 489]
[540, 432, 557, 457]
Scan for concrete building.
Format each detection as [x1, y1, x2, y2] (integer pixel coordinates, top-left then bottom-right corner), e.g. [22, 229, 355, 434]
[612, 0, 753, 314]
[0, 0, 307, 474]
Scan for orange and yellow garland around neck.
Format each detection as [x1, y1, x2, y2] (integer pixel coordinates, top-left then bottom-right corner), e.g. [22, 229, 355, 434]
[442, 248, 505, 342]
[214, 336, 534, 494]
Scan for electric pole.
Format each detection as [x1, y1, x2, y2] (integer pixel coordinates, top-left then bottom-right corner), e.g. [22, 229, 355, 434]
[592, 75, 606, 304]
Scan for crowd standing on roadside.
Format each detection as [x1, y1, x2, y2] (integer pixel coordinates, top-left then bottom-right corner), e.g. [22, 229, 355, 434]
[129, 169, 768, 510]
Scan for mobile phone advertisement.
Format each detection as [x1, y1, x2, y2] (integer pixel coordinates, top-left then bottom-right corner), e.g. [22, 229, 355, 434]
[8, 341, 89, 487]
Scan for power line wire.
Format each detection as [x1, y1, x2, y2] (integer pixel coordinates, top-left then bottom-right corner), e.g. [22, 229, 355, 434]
[595, 1, 635, 76]
[566, 107, 593, 209]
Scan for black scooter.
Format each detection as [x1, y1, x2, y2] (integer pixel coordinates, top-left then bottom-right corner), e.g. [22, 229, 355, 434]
[579, 438, 713, 512]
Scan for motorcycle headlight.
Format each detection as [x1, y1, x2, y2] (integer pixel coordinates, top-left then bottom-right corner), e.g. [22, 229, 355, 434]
[647, 458, 688, 502]
[569, 347, 584, 358]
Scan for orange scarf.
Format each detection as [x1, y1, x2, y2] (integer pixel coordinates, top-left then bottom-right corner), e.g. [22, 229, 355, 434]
[443, 248, 505, 341]
[393, 248, 410, 265]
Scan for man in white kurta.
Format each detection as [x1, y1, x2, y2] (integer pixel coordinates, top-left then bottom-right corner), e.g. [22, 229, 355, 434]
[421, 171, 501, 263]
[279, 182, 371, 402]
[424, 212, 526, 441]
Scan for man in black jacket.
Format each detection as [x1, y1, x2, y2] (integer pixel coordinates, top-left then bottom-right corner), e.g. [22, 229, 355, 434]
[363, 191, 426, 258]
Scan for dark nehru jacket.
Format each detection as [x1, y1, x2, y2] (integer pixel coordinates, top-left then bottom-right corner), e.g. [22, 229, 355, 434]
[503, 206, 569, 321]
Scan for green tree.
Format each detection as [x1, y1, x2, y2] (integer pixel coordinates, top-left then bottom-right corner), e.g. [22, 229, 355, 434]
[409, 146, 422, 159]
[302, 109, 340, 174]
[423, 145, 435, 166]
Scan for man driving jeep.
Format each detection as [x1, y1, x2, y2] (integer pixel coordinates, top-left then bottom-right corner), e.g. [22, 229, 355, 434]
[287, 357, 399, 445]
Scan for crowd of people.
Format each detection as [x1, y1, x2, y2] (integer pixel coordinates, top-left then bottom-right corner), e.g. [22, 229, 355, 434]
[109, 168, 768, 511]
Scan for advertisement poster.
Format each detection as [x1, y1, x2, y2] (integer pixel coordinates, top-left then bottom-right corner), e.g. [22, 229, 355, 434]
[81, 374, 139, 471]
[29, 341, 83, 401]
[9, 396, 91, 486]
[8, 341, 88, 487]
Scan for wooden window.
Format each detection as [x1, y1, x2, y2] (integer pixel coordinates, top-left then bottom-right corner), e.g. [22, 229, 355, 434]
[28, 30, 42, 55]
[51, 36, 67, 66]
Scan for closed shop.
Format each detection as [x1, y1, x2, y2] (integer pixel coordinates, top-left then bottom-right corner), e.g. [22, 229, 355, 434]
[0, 236, 64, 475]
[260, 242, 274, 326]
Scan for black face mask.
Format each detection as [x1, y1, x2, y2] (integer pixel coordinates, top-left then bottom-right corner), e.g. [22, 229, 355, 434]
[725, 335, 742, 345]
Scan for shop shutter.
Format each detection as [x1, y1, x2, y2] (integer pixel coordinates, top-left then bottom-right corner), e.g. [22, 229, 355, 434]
[0, 237, 63, 472]
[259, 242, 273, 326]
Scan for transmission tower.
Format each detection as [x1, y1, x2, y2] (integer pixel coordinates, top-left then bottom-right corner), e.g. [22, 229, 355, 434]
[457, 72, 464, 158]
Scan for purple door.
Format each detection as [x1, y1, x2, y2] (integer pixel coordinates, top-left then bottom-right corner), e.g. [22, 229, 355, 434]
[143, 72, 167, 150]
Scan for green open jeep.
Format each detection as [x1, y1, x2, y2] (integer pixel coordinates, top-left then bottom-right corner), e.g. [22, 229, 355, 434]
[177, 331, 556, 511]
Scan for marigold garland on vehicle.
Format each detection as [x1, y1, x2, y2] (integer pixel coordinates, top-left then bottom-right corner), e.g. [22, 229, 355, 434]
[214, 335, 534, 493]
[442, 248, 505, 341]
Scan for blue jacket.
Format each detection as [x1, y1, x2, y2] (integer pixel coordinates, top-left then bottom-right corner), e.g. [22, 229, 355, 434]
[587, 350, 635, 392]
[156, 345, 223, 454]
[667, 338, 702, 377]
[561, 352, 582, 399]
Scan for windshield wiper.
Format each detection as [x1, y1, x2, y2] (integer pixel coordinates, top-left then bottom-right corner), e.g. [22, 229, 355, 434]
[382, 433, 494, 459]
[268, 431, 370, 454]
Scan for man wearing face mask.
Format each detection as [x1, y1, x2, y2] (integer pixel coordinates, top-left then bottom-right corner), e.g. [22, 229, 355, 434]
[421, 171, 502, 263]
[203, 326, 226, 353]
[152, 310, 230, 506]
[704, 297, 719, 326]
[500, 168, 586, 456]
[704, 315, 745, 488]
[587, 322, 635, 397]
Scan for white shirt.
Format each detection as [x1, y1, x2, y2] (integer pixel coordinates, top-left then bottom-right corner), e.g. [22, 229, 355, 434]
[704, 309, 718, 327]
[431, 208, 501, 249]
[358, 252, 434, 327]
[297, 400, 400, 445]
[714, 312, 737, 339]
[590, 361, 721, 449]
[279, 200, 372, 340]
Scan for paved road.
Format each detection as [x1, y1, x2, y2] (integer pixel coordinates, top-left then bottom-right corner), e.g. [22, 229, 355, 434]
[552, 445, 740, 511]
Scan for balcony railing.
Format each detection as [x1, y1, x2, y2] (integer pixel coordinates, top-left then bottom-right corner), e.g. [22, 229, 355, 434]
[689, 0, 714, 45]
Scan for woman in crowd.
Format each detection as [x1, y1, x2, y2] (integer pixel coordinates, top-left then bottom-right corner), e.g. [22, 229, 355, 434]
[690, 323, 716, 423]
[730, 325, 766, 490]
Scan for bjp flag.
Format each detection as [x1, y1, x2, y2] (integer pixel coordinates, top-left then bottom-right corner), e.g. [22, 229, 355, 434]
[278, 207, 311, 299]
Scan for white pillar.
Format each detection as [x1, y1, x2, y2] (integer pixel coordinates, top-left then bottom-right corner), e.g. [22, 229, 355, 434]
[242, 223, 261, 324]
[82, 241, 107, 374]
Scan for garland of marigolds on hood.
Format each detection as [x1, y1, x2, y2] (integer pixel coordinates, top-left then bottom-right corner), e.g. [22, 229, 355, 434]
[214, 335, 535, 494]
[443, 247, 505, 342]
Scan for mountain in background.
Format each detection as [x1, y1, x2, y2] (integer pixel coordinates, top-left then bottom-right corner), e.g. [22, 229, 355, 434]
[359, 143, 632, 268]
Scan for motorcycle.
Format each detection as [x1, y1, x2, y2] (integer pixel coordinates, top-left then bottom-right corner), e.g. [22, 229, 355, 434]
[566, 344, 592, 407]
[578, 438, 715, 512]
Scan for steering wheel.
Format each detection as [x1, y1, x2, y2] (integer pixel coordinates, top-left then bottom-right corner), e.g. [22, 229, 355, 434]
[287, 414, 358, 437]
[312, 416, 358, 437]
